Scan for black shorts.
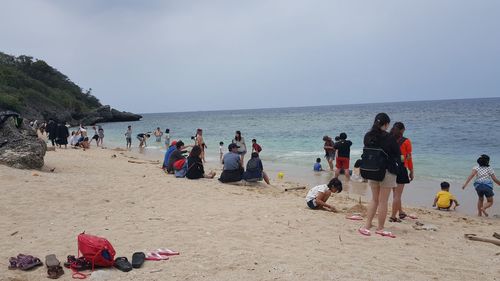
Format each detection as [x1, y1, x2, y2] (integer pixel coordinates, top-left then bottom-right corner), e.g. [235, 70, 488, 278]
[396, 167, 410, 184]
[92, 135, 99, 140]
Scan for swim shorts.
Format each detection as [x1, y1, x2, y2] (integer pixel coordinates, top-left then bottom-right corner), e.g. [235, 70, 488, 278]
[336, 157, 349, 170]
[307, 200, 317, 209]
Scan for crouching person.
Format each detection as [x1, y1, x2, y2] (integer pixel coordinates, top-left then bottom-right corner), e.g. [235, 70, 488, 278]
[243, 152, 270, 184]
[305, 178, 342, 212]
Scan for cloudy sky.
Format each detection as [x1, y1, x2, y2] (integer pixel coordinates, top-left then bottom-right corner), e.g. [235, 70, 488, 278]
[1, 0, 499, 113]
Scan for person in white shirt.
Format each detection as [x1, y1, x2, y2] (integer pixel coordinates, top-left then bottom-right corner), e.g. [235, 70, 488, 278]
[305, 178, 342, 212]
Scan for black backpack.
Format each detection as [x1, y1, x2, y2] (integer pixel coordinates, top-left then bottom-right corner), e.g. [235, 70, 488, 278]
[360, 147, 388, 181]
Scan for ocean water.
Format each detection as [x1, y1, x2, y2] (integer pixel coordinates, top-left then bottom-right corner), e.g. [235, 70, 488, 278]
[92, 98, 500, 215]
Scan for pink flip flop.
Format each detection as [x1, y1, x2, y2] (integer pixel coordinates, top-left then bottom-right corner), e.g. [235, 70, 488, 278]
[346, 215, 363, 221]
[145, 252, 169, 261]
[156, 248, 180, 256]
[375, 230, 396, 238]
[358, 228, 371, 236]
[407, 214, 418, 219]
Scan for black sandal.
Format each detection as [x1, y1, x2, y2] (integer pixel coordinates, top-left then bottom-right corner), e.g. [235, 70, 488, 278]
[389, 217, 402, 223]
[399, 213, 407, 220]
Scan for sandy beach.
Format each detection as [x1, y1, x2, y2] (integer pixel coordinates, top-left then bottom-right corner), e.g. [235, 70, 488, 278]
[1, 148, 500, 281]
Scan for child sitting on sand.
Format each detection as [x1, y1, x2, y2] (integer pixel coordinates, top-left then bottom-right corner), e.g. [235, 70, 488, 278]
[433, 182, 459, 210]
[305, 178, 342, 212]
[462, 154, 500, 217]
[313, 158, 323, 171]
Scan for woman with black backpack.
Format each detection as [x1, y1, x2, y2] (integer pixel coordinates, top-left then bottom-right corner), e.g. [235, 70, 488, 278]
[359, 113, 402, 238]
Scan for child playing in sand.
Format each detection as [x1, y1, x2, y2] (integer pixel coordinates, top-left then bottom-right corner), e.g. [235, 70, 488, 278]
[219, 141, 224, 163]
[433, 182, 459, 210]
[305, 178, 342, 212]
[313, 158, 323, 171]
[462, 154, 500, 217]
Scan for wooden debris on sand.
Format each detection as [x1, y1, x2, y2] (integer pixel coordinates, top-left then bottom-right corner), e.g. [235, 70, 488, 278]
[465, 234, 500, 247]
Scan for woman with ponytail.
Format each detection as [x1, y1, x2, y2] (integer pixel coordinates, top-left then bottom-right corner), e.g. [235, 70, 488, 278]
[389, 122, 414, 222]
[359, 113, 402, 238]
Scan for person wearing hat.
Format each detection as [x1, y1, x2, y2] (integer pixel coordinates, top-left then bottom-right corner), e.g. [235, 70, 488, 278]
[219, 143, 244, 183]
[463, 154, 500, 217]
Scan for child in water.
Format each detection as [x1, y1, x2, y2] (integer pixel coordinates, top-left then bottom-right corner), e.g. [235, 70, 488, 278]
[433, 181, 459, 210]
[462, 154, 500, 217]
[313, 158, 323, 171]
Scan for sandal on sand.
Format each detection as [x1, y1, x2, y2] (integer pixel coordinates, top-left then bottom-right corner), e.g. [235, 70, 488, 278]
[46, 254, 64, 279]
[114, 257, 133, 272]
[398, 213, 407, 219]
[132, 252, 145, 269]
[9, 254, 43, 271]
[375, 230, 396, 238]
[346, 215, 363, 221]
[145, 252, 169, 261]
[358, 228, 371, 236]
[156, 248, 180, 256]
[389, 217, 402, 223]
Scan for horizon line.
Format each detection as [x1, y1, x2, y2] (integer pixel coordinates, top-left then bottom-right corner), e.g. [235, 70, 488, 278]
[135, 96, 499, 115]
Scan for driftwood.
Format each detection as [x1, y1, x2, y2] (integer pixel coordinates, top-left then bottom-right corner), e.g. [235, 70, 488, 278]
[464, 234, 500, 246]
[284, 186, 306, 191]
[127, 160, 160, 164]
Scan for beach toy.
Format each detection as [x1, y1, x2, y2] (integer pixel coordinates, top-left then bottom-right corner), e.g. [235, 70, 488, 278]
[277, 172, 284, 180]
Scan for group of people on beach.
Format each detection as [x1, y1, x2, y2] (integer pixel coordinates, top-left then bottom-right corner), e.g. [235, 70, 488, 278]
[125, 126, 171, 149]
[306, 112, 499, 239]
[158, 129, 270, 184]
[35, 120, 105, 150]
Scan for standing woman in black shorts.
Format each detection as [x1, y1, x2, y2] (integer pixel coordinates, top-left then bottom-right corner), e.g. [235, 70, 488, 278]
[389, 122, 414, 222]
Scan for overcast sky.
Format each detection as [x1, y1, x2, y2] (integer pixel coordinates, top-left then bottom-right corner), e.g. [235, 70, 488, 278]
[1, 1, 499, 113]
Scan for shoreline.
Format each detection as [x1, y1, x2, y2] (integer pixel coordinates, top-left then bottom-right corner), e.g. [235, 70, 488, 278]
[1, 147, 500, 280]
[127, 144, 500, 217]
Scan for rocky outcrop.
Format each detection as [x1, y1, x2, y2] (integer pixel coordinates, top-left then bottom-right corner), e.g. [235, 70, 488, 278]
[79, 105, 142, 125]
[0, 111, 46, 169]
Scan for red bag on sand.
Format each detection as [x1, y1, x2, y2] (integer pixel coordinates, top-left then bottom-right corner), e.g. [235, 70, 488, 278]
[77, 233, 116, 268]
[173, 158, 186, 170]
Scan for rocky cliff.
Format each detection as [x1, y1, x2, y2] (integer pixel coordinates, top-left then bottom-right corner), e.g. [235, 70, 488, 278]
[0, 111, 46, 169]
[0, 52, 141, 125]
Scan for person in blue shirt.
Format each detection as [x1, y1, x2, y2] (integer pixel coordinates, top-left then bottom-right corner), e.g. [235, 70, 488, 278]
[314, 158, 323, 171]
[162, 140, 178, 170]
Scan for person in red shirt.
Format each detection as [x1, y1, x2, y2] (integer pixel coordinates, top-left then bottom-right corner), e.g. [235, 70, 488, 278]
[251, 139, 262, 154]
[389, 122, 414, 222]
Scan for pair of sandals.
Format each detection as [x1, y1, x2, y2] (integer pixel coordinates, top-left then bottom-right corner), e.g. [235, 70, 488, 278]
[358, 228, 396, 238]
[145, 248, 180, 261]
[8, 254, 43, 271]
[46, 254, 64, 279]
[113, 252, 146, 272]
